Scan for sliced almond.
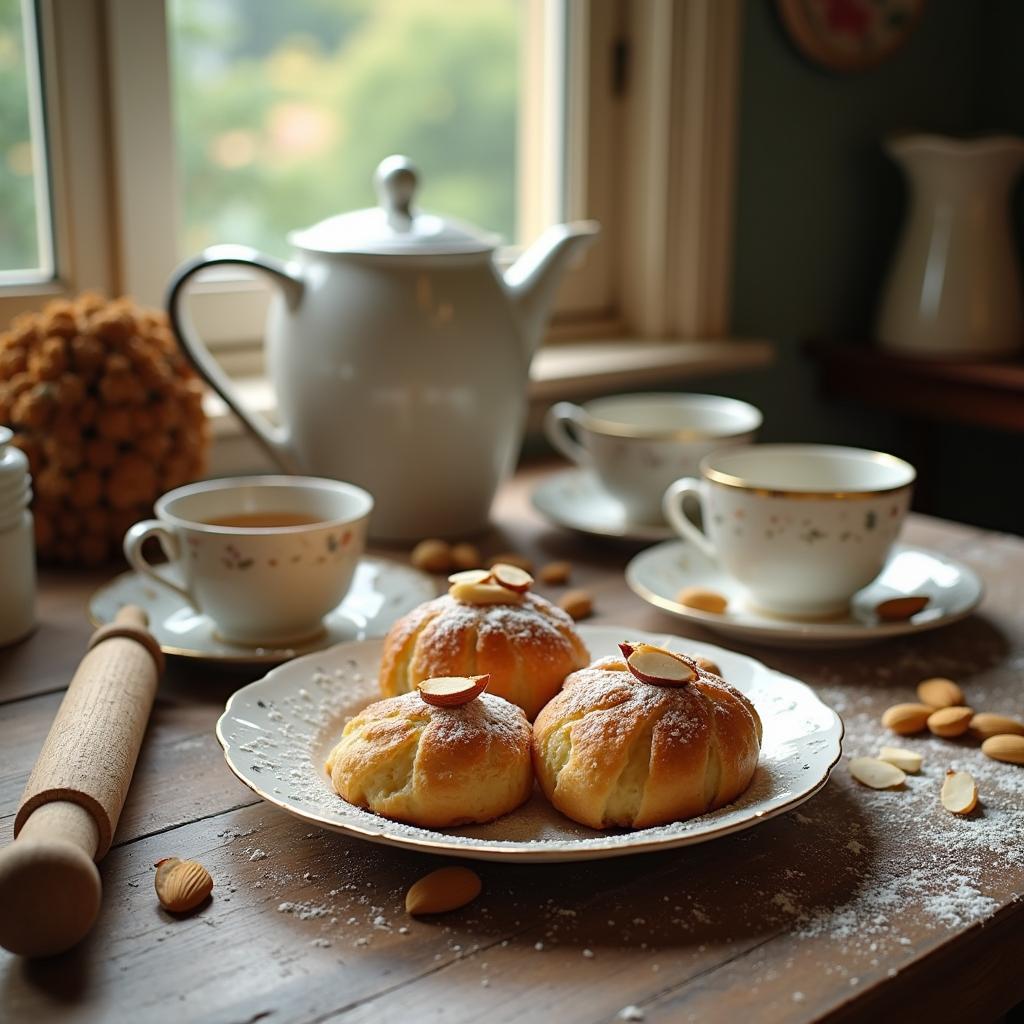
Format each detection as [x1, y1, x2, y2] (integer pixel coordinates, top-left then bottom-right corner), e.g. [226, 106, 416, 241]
[940, 770, 978, 814]
[675, 587, 728, 614]
[418, 675, 489, 707]
[450, 542, 482, 571]
[981, 734, 1024, 765]
[448, 568, 492, 586]
[492, 562, 534, 593]
[694, 655, 723, 677]
[620, 643, 696, 687]
[538, 560, 572, 585]
[488, 552, 534, 574]
[849, 757, 906, 789]
[875, 595, 929, 621]
[406, 866, 481, 916]
[449, 579, 524, 606]
[968, 712, 1024, 741]
[410, 538, 452, 574]
[881, 703, 933, 735]
[916, 677, 965, 708]
[927, 705, 974, 738]
[558, 588, 593, 621]
[878, 746, 923, 774]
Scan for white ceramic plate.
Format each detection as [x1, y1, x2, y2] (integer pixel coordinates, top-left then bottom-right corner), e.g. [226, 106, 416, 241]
[216, 625, 843, 862]
[531, 468, 674, 542]
[90, 558, 437, 665]
[627, 540, 984, 649]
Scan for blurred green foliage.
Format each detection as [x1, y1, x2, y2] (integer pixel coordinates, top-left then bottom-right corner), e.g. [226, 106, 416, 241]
[169, 0, 521, 258]
[0, 0, 42, 273]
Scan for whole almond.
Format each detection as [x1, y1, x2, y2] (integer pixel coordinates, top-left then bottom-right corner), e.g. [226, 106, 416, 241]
[940, 770, 978, 815]
[406, 867, 481, 916]
[559, 588, 593, 621]
[849, 757, 906, 789]
[878, 746, 923, 774]
[538, 560, 572, 585]
[981, 734, 1024, 765]
[916, 677, 965, 709]
[927, 705, 974, 738]
[875, 595, 929, 621]
[675, 587, 728, 614]
[411, 538, 452, 574]
[449, 542, 482, 571]
[881, 703, 933, 735]
[969, 713, 1024, 741]
[154, 857, 213, 913]
[488, 552, 534, 574]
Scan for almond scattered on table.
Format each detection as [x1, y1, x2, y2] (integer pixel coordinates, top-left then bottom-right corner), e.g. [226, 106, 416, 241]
[538, 560, 572, 585]
[559, 588, 593, 621]
[849, 757, 906, 790]
[878, 746, 923, 774]
[154, 857, 213, 914]
[449, 542, 482, 571]
[875, 595, 929, 621]
[969, 712, 1024, 741]
[981, 734, 1024, 765]
[406, 866, 481, 916]
[916, 677, 965, 709]
[675, 587, 728, 614]
[411, 538, 452, 574]
[881, 703, 933, 735]
[940, 770, 978, 814]
[927, 705, 974, 738]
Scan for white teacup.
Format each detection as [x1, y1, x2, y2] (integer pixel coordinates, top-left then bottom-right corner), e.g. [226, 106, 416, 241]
[662, 444, 916, 617]
[544, 393, 762, 524]
[123, 475, 373, 645]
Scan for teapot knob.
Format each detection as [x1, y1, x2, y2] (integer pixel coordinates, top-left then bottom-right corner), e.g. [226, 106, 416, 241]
[375, 155, 418, 230]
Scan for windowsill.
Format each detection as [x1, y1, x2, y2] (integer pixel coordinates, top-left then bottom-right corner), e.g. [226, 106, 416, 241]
[204, 337, 775, 440]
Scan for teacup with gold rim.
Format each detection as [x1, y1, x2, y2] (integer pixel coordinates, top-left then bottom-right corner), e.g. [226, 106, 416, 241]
[662, 444, 916, 617]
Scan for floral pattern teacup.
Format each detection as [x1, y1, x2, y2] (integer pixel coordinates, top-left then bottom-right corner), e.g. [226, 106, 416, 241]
[663, 445, 916, 618]
[544, 393, 762, 524]
[123, 475, 373, 645]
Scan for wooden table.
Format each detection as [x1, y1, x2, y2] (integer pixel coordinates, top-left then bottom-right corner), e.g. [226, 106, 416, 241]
[2, 463, 1023, 1024]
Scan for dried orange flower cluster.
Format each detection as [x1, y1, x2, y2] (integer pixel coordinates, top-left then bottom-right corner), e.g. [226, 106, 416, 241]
[0, 293, 208, 565]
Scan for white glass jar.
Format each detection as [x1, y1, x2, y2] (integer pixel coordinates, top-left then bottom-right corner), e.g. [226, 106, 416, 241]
[0, 426, 36, 646]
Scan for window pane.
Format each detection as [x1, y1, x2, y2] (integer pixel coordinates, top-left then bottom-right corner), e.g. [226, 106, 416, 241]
[169, 0, 528, 259]
[0, 0, 50, 277]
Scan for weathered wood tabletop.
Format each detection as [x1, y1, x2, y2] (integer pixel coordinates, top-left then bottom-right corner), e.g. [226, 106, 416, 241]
[2, 462, 1022, 1024]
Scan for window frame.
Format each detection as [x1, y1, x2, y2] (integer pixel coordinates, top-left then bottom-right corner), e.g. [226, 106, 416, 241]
[1, 0, 744, 348]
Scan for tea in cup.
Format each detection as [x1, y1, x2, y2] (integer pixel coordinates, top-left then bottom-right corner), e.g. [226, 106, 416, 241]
[123, 475, 373, 645]
[544, 393, 762, 524]
[662, 444, 916, 617]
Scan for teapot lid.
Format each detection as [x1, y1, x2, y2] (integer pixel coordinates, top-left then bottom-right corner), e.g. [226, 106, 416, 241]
[288, 155, 500, 256]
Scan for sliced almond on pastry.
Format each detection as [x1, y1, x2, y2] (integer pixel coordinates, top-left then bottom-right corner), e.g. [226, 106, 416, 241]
[491, 562, 534, 593]
[418, 674, 489, 707]
[449, 579, 524, 605]
[447, 568, 492, 586]
[618, 642, 696, 687]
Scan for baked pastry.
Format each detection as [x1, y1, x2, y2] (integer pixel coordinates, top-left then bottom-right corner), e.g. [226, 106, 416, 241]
[326, 674, 533, 828]
[532, 642, 762, 829]
[379, 565, 589, 720]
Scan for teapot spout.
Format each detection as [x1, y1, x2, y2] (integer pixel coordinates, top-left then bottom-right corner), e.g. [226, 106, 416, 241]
[504, 221, 599, 356]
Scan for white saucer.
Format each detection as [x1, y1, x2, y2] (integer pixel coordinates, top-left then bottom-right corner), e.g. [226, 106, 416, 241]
[90, 557, 437, 664]
[217, 624, 842, 862]
[626, 541, 984, 649]
[531, 468, 674, 542]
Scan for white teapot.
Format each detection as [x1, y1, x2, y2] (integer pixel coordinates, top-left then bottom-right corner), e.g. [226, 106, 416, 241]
[167, 156, 598, 540]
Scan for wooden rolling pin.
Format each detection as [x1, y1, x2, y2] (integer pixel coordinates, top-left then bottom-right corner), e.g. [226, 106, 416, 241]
[0, 605, 164, 956]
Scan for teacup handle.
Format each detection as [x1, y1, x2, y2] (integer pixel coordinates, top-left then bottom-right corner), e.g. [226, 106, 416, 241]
[123, 521, 194, 608]
[662, 478, 717, 561]
[544, 402, 591, 466]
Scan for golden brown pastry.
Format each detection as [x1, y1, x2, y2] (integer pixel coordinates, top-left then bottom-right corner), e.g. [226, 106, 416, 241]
[326, 677, 533, 828]
[378, 565, 589, 720]
[532, 643, 762, 830]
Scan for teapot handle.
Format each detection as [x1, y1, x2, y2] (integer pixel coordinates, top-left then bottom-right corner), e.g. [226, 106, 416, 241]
[166, 245, 304, 471]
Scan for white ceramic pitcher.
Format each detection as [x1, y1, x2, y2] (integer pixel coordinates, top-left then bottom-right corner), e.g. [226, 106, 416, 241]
[878, 133, 1024, 358]
[167, 156, 598, 540]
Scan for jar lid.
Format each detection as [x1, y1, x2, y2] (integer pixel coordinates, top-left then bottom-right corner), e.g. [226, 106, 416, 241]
[288, 156, 500, 257]
[0, 426, 28, 481]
